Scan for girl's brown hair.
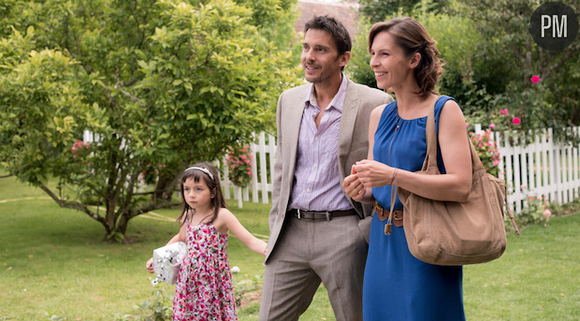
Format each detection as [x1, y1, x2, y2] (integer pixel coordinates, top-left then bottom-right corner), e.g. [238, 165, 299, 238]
[368, 17, 444, 97]
[176, 162, 226, 226]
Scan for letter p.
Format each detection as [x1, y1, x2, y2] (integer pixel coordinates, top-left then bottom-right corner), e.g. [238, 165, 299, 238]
[541, 15, 552, 37]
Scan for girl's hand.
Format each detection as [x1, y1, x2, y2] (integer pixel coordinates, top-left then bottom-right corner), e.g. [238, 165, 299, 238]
[343, 166, 366, 202]
[354, 160, 395, 188]
[146, 258, 155, 274]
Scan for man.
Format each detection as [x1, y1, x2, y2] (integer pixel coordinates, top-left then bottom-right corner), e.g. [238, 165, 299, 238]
[259, 16, 393, 321]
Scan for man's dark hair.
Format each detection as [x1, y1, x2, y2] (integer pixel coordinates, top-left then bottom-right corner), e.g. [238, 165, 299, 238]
[305, 15, 352, 57]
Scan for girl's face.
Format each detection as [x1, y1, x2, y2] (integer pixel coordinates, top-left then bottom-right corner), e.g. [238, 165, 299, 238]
[182, 177, 214, 211]
[369, 31, 415, 91]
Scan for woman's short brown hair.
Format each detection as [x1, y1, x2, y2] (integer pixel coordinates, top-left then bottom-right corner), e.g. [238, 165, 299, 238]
[368, 17, 444, 97]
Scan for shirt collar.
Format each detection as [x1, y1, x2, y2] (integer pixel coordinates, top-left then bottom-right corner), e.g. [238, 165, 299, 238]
[305, 73, 349, 112]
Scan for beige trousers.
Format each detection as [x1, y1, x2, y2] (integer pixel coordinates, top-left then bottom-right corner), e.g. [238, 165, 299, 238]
[259, 214, 368, 321]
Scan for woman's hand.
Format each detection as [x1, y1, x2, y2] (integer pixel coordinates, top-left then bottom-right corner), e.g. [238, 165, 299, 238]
[353, 160, 395, 188]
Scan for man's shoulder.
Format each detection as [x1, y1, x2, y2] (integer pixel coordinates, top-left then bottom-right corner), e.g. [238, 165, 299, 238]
[349, 81, 387, 95]
[348, 81, 393, 103]
[280, 83, 310, 97]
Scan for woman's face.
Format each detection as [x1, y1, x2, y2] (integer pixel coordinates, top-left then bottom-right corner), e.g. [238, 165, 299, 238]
[369, 31, 414, 91]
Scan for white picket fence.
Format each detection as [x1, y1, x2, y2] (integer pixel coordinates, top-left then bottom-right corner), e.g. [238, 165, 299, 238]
[218, 132, 277, 209]
[87, 126, 580, 214]
[224, 127, 580, 214]
[489, 126, 580, 214]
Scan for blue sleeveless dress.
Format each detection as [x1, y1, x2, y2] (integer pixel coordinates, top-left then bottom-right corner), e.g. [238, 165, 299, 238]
[363, 96, 466, 321]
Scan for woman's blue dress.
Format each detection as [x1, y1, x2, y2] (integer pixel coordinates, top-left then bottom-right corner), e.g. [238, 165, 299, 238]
[363, 96, 466, 321]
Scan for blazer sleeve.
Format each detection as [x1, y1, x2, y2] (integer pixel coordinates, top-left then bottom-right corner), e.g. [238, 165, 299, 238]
[268, 92, 285, 231]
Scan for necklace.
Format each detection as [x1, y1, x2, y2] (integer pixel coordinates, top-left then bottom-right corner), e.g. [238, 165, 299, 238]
[387, 117, 402, 166]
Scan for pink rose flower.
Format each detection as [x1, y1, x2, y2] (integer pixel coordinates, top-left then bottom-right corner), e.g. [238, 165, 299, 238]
[512, 117, 521, 125]
[500, 109, 509, 115]
[543, 209, 551, 218]
[531, 75, 540, 84]
[489, 124, 495, 130]
[493, 160, 500, 166]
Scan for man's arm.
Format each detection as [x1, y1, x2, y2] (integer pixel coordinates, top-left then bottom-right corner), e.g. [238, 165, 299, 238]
[268, 93, 285, 231]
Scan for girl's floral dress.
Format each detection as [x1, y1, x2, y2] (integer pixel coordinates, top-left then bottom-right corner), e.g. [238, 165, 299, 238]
[173, 223, 236, 320]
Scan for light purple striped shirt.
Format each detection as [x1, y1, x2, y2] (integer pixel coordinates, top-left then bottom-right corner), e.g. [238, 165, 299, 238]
[288, 74, 353, 211]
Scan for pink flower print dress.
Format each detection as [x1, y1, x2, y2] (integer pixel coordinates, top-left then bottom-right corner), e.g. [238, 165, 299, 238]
[173, 223, 237, 320]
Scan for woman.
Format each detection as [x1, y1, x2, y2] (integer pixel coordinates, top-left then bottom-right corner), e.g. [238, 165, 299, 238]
[343, 18, 472, 320]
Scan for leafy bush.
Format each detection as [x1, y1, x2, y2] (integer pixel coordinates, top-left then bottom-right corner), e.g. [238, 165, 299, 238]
[469, 129, 501, 177]
[516, 185, 553, 226]
[115, 286, 173, 321]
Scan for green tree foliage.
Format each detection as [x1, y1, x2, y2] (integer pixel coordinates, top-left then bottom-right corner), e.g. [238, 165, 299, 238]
[359, 0, 448, 23]
[349, 0, 484, 101]
[347, 17, 376, 89]
[452, 0, 580, 136]
[354, 0, 580, 140]
[0, 0, 301, 241]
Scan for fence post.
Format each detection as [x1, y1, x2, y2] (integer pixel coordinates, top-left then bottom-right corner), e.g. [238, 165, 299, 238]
[259, 133, 269, 204]
[250, 136, 259, 203]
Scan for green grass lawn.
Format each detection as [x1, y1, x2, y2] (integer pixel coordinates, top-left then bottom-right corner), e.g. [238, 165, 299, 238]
[1, 171, 579, 320]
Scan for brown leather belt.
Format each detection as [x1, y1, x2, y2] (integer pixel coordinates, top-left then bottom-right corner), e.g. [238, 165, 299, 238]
[288, 208, 358, 221]
[374, 202, 404, 227]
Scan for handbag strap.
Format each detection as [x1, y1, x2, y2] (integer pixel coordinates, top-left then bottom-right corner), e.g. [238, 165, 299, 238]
[386, 185, 397, 235]
[424, 96, 487, 174]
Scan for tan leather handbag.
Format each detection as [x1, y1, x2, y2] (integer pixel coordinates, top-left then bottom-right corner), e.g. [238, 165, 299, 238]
[393, 97, 519, 266]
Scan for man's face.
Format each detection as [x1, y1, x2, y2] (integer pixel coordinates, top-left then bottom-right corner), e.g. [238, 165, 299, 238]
[301, 29, 347, 84]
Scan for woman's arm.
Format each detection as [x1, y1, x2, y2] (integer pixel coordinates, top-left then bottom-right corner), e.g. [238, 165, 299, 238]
[355, 100, 472, 202]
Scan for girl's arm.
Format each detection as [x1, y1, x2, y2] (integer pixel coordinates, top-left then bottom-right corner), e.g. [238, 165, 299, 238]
[355, 100, 472, 202]
[146, 222, 187, 273]
[343, 105, 385, 203]
[220, 209, 267, 256]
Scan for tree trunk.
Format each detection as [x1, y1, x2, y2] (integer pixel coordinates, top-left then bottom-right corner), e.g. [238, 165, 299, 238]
[103, 212, 130, 243]
[153, 172, 177, 202]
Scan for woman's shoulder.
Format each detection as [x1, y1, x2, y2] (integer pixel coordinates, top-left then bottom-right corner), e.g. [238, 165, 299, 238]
[435, 96, 462, 120]
[436, 96, 460, 111]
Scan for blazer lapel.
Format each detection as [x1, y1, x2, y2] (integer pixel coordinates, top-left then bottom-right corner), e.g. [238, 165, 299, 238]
[286, 87, 308, 178]
[338, 80, 360, 166]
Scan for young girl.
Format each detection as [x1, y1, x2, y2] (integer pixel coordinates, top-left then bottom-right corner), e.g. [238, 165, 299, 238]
[146, 162, 267, 320]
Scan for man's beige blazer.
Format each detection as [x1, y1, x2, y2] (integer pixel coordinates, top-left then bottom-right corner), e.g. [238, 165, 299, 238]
[265, 79, 393, 262]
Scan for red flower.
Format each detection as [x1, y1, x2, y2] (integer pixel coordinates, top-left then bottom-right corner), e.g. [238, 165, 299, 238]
[531, 75, 540, 84]
[512, 117, 521, 125]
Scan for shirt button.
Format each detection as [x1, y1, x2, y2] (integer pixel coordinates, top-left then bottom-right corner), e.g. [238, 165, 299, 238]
[307, 189, 310, 193]
[314, 163, 317, 167]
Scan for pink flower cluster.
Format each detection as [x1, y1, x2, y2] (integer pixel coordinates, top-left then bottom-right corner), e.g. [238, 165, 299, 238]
[71, 140, 90, 158]
[498, 109, 521, 125]
[520, 184, 552, 220]
[471, 129, 501, 172]
[225, 145, 252, 188]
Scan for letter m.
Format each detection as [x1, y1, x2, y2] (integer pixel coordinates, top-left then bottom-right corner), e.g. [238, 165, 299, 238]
[553, 15, 567, 37]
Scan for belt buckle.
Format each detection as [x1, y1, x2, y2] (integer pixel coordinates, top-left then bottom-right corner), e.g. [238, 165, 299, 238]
[296, 209, 301, 220]
[374, 202, 388, 221]
[393, 210, 403, 221]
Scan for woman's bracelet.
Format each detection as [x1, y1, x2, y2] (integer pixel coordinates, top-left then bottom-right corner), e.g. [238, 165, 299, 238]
[388, 168, 399, 186]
